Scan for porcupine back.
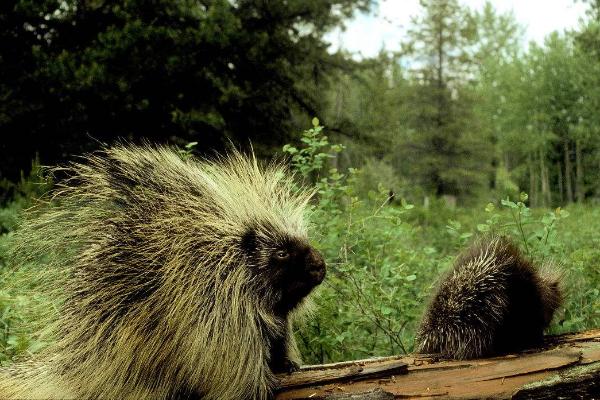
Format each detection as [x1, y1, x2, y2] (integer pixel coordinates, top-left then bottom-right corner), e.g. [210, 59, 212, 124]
[416, 236, 563, 360]
[0, 145, 314, 399]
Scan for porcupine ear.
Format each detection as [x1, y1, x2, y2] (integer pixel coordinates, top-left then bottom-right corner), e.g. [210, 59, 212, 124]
[538, 261, 564, 326]
[240, 228, 258, 254]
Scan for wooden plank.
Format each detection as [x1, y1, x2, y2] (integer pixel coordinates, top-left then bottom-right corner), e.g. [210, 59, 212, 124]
[278, 357, 408, 389]
[513, 362, 600, 399]
[276, 329, 600, 399]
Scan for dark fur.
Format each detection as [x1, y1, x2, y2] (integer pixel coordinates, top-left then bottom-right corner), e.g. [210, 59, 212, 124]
[416, 236, 563, 359]
[0, 146, 325, 400]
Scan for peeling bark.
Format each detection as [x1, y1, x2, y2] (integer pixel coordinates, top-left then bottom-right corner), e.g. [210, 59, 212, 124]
[276, 329, 600, 400]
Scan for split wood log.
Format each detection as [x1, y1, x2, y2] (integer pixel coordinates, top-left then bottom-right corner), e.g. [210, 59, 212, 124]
[276, 329, 600, 399]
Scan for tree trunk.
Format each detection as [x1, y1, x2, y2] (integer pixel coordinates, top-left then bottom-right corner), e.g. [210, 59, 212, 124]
[575, 139, 584, 203]
[276, 329, 600, 400]
[557, 162, 564, 204]
[528, 154, 537, 207]
[435, 21, 444, 130]
[564, 140, 574, 203]
[598, 157, 600, 199]
[539, 150, 550, 207]
[333, 85, 344, 123]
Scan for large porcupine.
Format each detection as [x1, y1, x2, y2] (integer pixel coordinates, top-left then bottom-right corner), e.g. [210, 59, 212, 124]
[416, 236, 563, 360]
[0, 145, 326, 399]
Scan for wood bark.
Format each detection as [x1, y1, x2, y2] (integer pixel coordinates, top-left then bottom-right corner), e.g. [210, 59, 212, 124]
[276, 329, 600, 400]
[557, 162, 564, 204]
[539, 150, 550, 207]
[564, 140, 574, 203]
[528, 154, 536, 207]
[575, 139, 584, 203]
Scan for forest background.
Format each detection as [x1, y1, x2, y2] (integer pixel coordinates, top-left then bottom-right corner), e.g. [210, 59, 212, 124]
[0, 0, 598, 364]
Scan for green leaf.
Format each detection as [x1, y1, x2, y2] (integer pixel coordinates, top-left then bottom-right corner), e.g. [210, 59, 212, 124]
[381, 306, 394, 315]
[519, 192, 529, 202]
[501, 198, 517, 209]
[401, 199, 415, 209]
[447, 219, 461, 230]
[541, 213, 555, 225]
[477, 224, 490, 232]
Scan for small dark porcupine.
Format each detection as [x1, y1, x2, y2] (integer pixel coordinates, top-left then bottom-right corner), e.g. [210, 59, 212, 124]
[0, 145, 326, 399]
[416, 236, 563, 360]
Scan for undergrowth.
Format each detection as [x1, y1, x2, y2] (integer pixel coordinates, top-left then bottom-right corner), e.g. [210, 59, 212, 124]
[0, 122, 597, 365]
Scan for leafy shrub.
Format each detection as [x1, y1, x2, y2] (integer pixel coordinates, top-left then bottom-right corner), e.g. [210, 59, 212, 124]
[286, 122, 595, 364]
[0, 233, 51, 366]
[285, 123, 449, 362]
[0, 123, 597, 365]
[0, 157, 53, 365]
[0, 157, 52, 234]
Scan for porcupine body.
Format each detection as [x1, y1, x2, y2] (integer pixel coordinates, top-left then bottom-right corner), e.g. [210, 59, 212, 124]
[0, 145, 326, 399]
[416, 236, 562, 360]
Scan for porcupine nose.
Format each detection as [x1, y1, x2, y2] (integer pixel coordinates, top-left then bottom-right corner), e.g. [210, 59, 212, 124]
[306, 248, 326, 284]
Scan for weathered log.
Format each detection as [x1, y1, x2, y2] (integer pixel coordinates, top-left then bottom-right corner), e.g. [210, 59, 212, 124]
[276, 329, 600, 399]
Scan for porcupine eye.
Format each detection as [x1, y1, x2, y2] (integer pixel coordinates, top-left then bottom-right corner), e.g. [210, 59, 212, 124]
[274, 249, 289, 260]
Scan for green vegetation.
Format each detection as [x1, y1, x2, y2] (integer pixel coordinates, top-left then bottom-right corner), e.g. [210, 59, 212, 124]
[4, 0, 600, 209]
[0, 124, 598, 366]
[0, 0, 370, 184]
[322, 0, 600, 207]
[289, 125, 598, 363]
[0, 160, 53, 365]
[0, 0, 599, 367]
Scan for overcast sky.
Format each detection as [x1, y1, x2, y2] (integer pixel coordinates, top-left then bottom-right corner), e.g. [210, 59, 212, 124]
[327, 0, 590, 58]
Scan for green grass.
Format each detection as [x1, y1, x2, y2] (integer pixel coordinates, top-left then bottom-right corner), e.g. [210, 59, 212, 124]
[287, 124, 599, 363]
[3, 192, 596, 366]
[0, 128, 598, 365]
[297, 198, 600, 363]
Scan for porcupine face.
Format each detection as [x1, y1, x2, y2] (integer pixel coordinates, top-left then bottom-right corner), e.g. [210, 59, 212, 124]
[241, 228, 326, 314]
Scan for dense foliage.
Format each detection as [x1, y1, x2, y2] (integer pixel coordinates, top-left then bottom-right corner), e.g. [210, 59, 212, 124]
[0, 124, 598, 366]
[0, 0, 370, 186]
[0, 0, 599, 367]
[5, 0, 600, 207]
[288, 124, 596, 363]
[324, 0, 600, 206]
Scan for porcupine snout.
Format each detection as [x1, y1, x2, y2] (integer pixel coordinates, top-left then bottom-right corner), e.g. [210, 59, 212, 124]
[305, 248, 326, 284]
